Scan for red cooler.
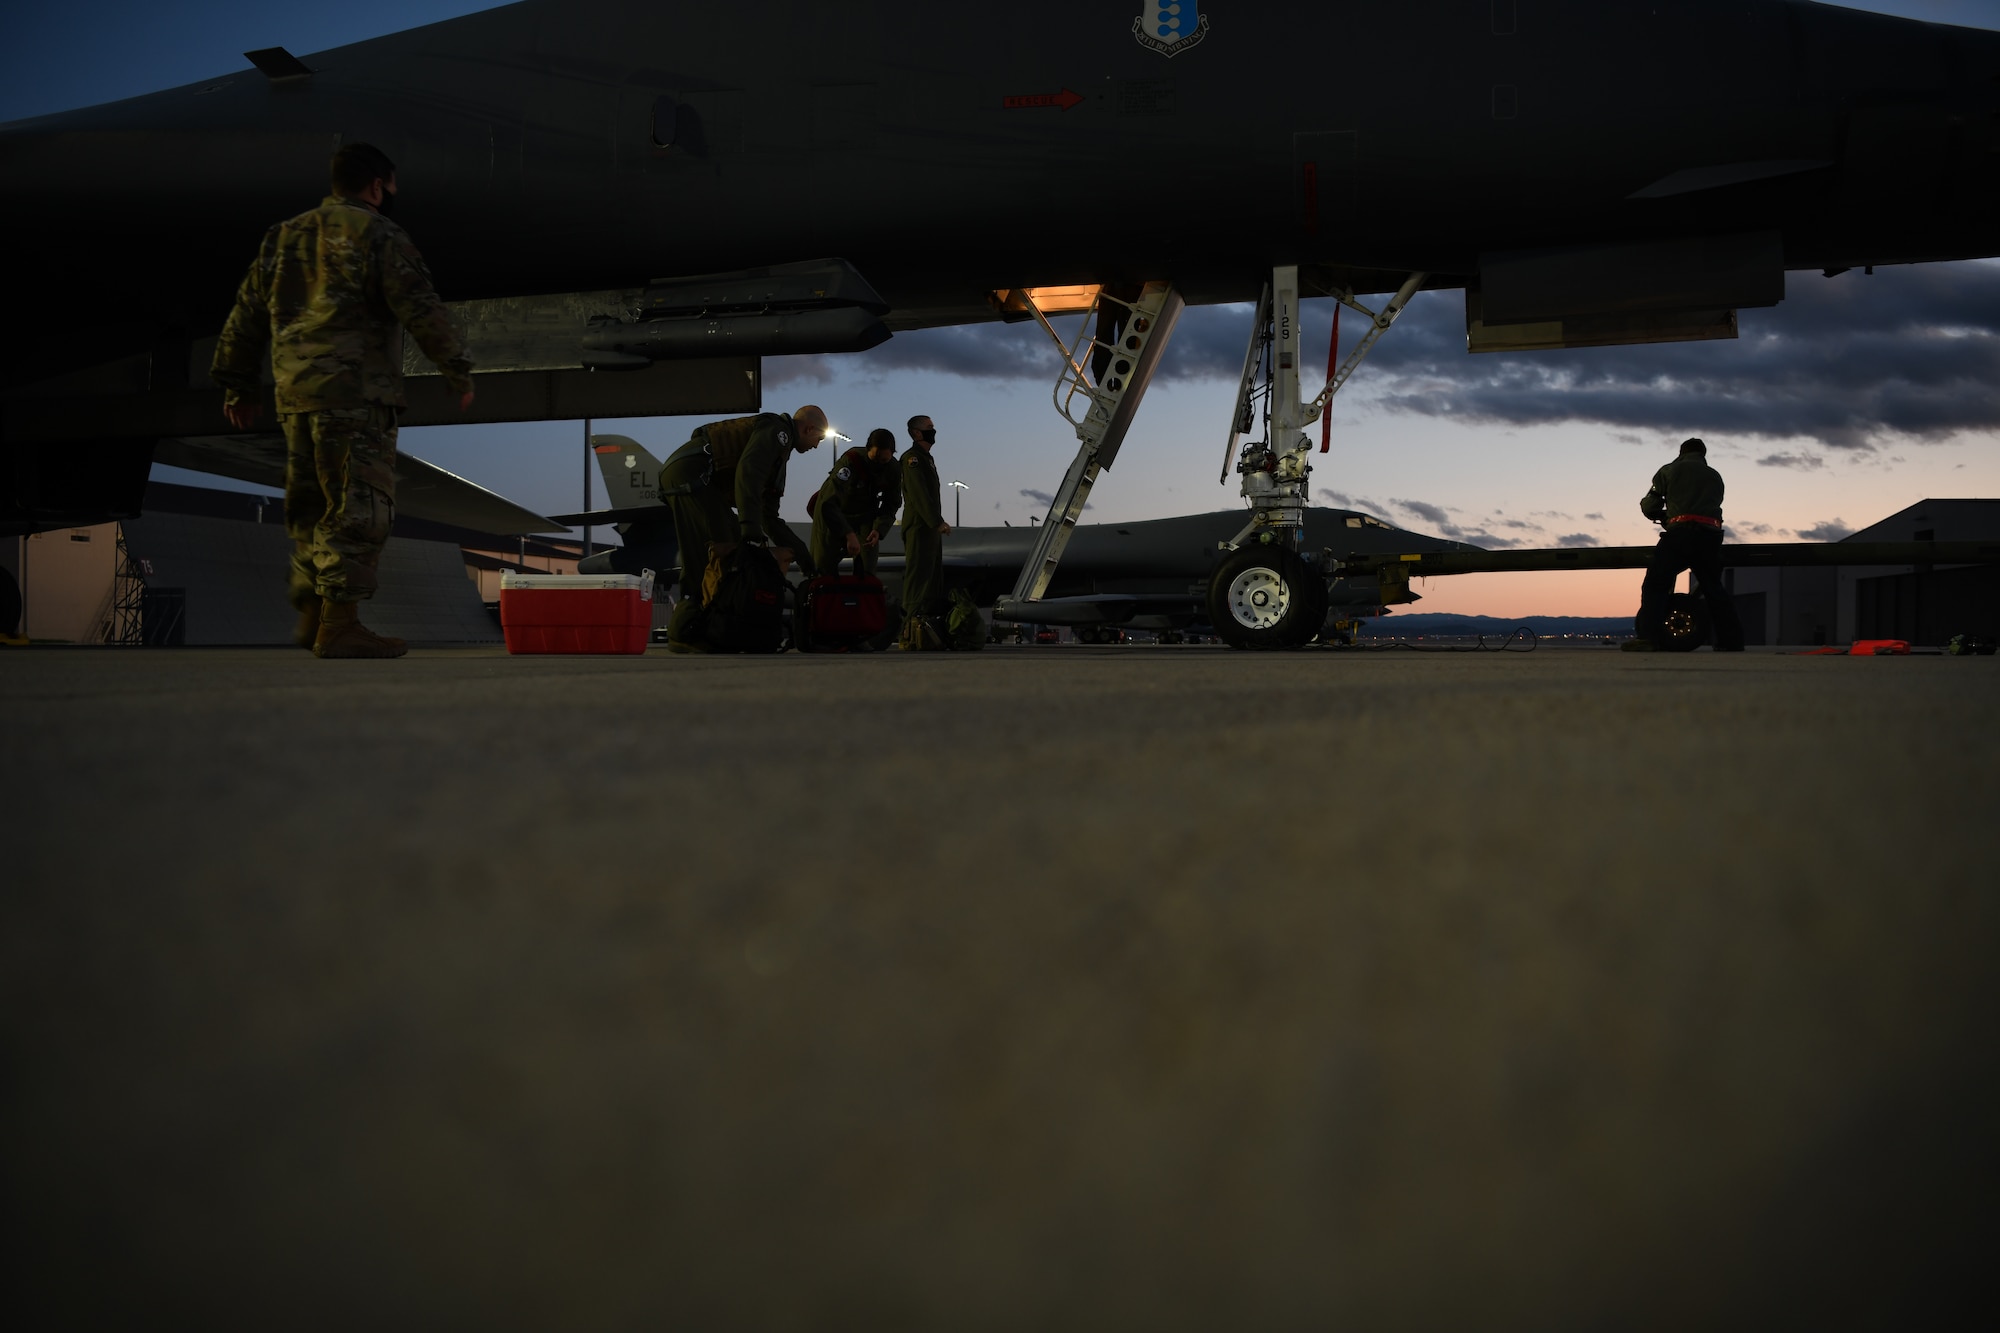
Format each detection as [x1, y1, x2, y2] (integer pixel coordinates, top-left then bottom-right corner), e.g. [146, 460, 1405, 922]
[500, 572, 655, 654]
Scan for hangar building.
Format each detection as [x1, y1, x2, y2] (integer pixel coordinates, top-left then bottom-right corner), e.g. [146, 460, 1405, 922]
[1727, 499, 2000, 647]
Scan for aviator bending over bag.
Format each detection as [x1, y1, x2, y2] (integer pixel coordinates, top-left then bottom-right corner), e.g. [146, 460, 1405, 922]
[808, 427, 901, 580]
[657, 405, 828, 653]
[798, 427, 900, 652]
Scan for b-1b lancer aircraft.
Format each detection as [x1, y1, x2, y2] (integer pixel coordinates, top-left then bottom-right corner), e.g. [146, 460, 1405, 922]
[4, 1, 1997, 630]
[556, 432, 1480, 642]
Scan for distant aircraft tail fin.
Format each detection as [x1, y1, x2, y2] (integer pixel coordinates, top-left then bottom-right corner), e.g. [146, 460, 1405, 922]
[591, 434, 667, 509]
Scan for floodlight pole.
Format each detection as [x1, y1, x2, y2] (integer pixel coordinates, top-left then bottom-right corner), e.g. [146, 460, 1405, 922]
[948, 480, 968, 526]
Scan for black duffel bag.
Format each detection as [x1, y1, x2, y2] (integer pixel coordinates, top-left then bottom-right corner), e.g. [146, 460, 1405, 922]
[701, 544, 789, 654]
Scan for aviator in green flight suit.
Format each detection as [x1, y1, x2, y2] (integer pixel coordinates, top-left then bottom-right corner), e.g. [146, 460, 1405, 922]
[659, 406, 826, 647]
[898, 416, 949, 620]
[810, 429, 901, 578]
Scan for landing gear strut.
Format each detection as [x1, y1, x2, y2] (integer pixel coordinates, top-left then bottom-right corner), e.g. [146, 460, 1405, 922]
[1208, 266, 1426, 649]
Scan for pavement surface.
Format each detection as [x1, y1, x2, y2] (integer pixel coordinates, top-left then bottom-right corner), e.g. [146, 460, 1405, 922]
[5, 643, 1997, 1330]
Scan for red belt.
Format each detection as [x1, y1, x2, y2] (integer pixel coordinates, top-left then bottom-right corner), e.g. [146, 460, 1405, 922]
[1669, 514, 1722, 528]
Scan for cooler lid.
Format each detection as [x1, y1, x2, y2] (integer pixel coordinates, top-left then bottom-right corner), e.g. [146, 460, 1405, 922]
[500, 571, 655, 599]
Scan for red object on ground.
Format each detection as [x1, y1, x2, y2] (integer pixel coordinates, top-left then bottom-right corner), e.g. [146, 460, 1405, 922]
[1321, 300, 1340, 453]
[797, 574, 888, 651]
[499, 573, 653, 654]
[1795, 640, 1913, 656]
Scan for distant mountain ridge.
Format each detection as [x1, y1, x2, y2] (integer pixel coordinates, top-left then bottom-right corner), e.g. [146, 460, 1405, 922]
[1361, 613, 1634, 637]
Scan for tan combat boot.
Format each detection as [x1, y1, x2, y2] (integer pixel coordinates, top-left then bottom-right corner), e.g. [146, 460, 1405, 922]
[292, 598, 322, 650]
[313, 599, 408, 659]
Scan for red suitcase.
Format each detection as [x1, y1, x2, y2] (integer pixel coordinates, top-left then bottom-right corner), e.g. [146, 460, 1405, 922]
[797, 573, 888, 651]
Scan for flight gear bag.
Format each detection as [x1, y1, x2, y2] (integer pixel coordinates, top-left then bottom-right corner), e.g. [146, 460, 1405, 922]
[699, 544, 789, 654]
[797, 573, 887, 652]
[947, 588, 986, 651]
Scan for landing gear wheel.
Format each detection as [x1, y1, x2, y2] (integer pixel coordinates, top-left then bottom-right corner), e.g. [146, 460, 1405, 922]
[1208, 544, 1329, 650]
[1661, 592, 1712, 653]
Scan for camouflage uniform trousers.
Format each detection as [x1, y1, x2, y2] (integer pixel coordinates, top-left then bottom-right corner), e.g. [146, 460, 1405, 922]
[281, 405, 399, 606]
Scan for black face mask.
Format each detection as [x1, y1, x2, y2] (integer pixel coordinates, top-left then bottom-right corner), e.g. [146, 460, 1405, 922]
[919, 428, 937, 444]
[374, 187, 398, 218]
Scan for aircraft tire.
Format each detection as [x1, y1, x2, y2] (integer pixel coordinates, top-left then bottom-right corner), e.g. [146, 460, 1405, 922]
[1661, 591, 1712, 652]
[1209, 545, 1328, 650]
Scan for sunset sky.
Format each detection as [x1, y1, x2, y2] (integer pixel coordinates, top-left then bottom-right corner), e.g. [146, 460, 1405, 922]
[9, 0, 1996, 618]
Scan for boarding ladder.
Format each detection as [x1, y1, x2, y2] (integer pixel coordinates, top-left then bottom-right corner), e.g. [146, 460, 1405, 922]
[994, 281, 1184, 620]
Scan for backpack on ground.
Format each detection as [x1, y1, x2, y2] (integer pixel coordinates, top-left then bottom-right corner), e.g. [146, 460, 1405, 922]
[701, 544, 788, 653]
[947, 588, 986, 651]
[798, 573, 888, 652]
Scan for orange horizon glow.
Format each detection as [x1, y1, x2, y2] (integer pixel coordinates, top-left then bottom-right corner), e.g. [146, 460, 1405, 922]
[1384, 568, 1649, 620]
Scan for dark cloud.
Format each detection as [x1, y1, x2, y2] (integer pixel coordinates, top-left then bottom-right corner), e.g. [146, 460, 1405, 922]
[769, 322, 1059, 388]
[1357, 261, 2000, 449]
[1315, 487, 1594, 549]
[1317, 489, 1392, 518]
[1392, 497, 1453, 527]
[1377, 496, 1534, 547]
[767, 261, 1998, 471]
[1795, 518, 1856, 541]
[1583, 511, 1605, 520]
[794, 262, 2000, 453]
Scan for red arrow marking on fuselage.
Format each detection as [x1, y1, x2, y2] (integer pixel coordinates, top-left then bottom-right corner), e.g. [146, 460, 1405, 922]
[1002, 88, 1085, 112]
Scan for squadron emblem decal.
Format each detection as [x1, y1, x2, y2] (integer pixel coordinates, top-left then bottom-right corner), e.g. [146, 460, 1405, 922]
[1133, 2, 1209, 58]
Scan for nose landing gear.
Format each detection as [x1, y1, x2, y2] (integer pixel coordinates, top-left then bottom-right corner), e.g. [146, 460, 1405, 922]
[1210, 265, 1425, 650]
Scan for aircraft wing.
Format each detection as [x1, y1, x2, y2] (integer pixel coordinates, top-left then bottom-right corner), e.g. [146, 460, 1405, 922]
[154, 434, 563, 535]
[544, 503, 672, 527]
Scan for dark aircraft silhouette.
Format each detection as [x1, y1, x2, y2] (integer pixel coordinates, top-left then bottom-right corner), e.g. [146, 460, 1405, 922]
[4, 0, 1998, 550]
[553, 433, 1477, 636]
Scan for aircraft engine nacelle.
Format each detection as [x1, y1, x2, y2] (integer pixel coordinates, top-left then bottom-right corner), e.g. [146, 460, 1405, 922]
[580, 257, 892, 367]
[581, 305, 889, 366]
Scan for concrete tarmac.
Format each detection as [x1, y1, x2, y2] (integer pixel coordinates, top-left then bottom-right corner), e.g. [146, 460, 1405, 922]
[4, 643, 1997, 1329]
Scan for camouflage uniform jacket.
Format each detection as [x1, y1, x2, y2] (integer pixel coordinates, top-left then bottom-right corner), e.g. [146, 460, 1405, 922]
[814, 447, 900, 542]
[900, 444, 942, 531]
[1639, 453, 1725, 524]
[698, 413, 797, 544]
[211, 195, 473, 412]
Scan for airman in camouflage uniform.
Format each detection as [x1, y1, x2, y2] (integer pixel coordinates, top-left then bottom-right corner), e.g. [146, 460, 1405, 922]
[658, 405, 827, 651]
[899, 414, 950, 625]
[809, 427, 900, 578]
[210, 142, 474, 659]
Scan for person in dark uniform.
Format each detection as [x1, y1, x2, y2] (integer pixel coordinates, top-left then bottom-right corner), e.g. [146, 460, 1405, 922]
[1629, 437, 1746, 652]
[898, 414, 949, 626]
[658, 404, 827, 650]
[809, 427, 900, 578]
